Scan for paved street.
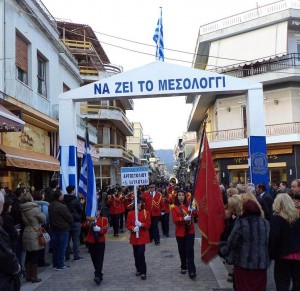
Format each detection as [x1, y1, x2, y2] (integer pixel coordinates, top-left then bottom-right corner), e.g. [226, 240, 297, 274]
[21, 220, 276, 291]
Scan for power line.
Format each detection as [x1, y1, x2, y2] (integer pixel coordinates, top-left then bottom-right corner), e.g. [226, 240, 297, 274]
[12, 2, 300, 75]
[18, 2, 251, 64]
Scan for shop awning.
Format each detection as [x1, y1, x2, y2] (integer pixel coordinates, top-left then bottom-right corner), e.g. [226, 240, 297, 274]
[0, 144, 60, 171]
[0, 104, 25, 132]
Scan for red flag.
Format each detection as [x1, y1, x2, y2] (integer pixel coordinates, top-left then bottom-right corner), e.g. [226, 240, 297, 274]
[194, 132, 225, 264]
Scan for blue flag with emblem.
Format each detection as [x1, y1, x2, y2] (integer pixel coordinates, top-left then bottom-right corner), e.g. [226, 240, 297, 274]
[153, 8, 164, 61]
[78, 129, 97, 218]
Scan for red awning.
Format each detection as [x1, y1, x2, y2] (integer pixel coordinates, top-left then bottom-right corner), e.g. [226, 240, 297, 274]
[0, 104, 25, 132]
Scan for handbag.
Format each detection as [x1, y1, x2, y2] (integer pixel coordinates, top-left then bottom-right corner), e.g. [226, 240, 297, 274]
[33, 226, 51, 246]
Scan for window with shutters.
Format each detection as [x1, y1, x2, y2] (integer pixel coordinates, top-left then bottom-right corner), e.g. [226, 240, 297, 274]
[37, 53, 48, 97]
[15, 32, 29, 84]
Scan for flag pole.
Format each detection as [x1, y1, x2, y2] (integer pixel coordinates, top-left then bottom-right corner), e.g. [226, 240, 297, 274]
[134, 185, 139, 238]
[191, 116, 208, 203]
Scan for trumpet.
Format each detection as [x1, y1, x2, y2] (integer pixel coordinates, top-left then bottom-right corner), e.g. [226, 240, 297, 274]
[169, 177, 178, 186]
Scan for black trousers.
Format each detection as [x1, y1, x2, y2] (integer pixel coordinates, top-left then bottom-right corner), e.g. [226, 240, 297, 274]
[87, 242, 105, 279]
[150, 216, 160, 243]
[119, 212, 124, 230]
[176, 234, 196, 275]
[133, 245, 146, 275]
[274, 259, 300, 291]
[110, 214, 120, 235]
[161, 213, 170, 235]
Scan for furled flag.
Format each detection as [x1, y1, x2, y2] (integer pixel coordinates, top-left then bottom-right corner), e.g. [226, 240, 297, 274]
[194, 131, 225, 264]
[78, 129, 97, 219]
[153, 8, 164, 61]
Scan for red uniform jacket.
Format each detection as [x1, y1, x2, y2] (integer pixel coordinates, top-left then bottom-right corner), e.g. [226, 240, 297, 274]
[171, 204, 197, 237]
[124, 192, 134, 210]
[168, 186, 176, 204]
[163, 193, 173, 214]
[142, 191, 165, 217]
[106, 194, 124, 215]
[126, 209, 151, 245]
[85, 217, 108, 243]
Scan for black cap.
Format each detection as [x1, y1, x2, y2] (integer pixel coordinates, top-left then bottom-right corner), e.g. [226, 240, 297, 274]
[177, 188, 186, 194]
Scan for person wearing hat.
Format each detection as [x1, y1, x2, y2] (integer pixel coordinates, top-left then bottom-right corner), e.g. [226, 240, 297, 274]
[126, 196, 151, 280]
[171, 188, 197, 279]
[142, 183, 165, 245]
[106, 188, 124, 237]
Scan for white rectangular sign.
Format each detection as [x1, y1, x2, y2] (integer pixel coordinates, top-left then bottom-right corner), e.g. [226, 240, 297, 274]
[121, 166, 149, 186]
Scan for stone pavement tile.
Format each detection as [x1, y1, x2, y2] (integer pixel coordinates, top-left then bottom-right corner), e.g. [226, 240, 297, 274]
[21, 236, 221, 291]
[20, 222, 276, 291]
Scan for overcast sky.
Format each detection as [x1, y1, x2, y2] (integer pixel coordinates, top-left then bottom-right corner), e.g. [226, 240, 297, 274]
[42, 0, 274, 149]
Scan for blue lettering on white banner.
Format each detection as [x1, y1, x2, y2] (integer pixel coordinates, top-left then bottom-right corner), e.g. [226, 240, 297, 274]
[93, 76, 227, 95]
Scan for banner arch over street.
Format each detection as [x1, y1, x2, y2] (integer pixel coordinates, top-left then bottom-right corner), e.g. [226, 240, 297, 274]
[59, 61, 268, 192]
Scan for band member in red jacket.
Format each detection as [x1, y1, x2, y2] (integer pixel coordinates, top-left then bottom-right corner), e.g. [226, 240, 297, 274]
[171, 188, 198, 280]
[85, 210, 108, 285]
[142, 183, 165, 245]
[160, 187, 172, 237]
[106, 189, 124, 236]
[124, 188, 134, 222]
[126, 197, 151, 280]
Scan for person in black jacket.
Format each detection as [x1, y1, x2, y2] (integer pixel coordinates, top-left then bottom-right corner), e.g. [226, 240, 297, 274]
[256, 183, 273, 221]
[63, 185, 83, 261]
[269, 193, 300, 291]
[220, 199, 270, 291]
[0, 192, 21, 291]
[49, 189, 73, 270]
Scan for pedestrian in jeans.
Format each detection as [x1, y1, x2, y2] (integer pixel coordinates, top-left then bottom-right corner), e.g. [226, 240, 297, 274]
[49, 190, 73, 270]
[63, 185, 83, 261]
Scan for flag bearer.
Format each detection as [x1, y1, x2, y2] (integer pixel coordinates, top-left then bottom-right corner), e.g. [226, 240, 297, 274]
[85, 210, 108, 285]
[171, 189, 197, 279]
[142, 183, 164, 245]
[126, 197, 151, 280]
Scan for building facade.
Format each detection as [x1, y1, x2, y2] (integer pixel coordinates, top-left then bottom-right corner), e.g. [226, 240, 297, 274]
[0, 0, 82, 190]
[187, 0, 300, 186]
[0, 0, 134, 191]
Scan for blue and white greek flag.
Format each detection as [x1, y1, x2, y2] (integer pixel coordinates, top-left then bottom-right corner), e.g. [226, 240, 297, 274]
[78, 130, 97, 218]
[153, 8, 164, 61]
[60, 146, 77, 195]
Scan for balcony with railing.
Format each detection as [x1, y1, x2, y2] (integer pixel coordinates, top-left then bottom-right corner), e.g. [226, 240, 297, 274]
[95, 144, 134, 163]
[187, 122, 300, 161]
[213, 53, 300, 79]
[76, 114, 97, 144]
[62, 39, 122, 76]
[80, 104, 133, 136]
[200, 0, 300, 35]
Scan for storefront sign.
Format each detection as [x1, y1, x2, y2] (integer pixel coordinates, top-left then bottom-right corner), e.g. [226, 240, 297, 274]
[3, 123, 47, 154]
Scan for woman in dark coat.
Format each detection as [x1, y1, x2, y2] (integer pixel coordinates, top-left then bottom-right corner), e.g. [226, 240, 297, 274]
[269, 193, 300, 291]
[0, 191, 21, 291]
[220, 199, 270, 291]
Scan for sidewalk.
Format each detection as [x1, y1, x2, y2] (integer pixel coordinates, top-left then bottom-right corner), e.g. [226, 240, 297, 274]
[20, 222, 275, 291]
